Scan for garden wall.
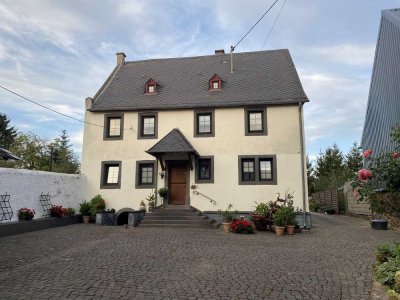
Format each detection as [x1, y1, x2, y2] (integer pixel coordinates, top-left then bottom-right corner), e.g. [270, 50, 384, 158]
[0, 168, 86, 222]
[342, 181, 371, 216]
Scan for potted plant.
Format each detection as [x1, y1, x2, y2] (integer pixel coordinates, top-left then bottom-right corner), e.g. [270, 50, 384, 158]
[158, 187, 168, 206]
[90, 194, 106, 216]
[79, 201, 92, 224]
[273, 206, 287, 236]
[251, 202, 270, 231]
[230, 219, 255, 234]
[139, 200, 146, 211]
[217, 204, 237, 233]
[17, 208, 35, 221]
[50, 205, 67, 217]
[66, 208, 75, 216]
[146, 191, 156, 212]
[352, 127, 400, 230]
[285, 200, 297, 235]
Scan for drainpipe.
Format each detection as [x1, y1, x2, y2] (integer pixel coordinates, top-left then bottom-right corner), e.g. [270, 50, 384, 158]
[298, 102, 308, 228]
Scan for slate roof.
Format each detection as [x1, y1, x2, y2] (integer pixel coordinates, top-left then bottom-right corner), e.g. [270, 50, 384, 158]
[146, 129, 199, 156]
[90, 49, 308, 112]
[0, 148, 21, 160]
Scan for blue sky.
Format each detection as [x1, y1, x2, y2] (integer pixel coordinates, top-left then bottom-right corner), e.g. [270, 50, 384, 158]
[1, 0, 399, 160]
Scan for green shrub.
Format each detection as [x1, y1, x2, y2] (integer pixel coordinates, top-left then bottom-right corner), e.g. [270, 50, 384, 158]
[90, 194, 106, 216]
[253, 202, 269, 216]
[375, 243, 400, 297]
[79, 201, 91, 216]
[66, 208, 75, 216]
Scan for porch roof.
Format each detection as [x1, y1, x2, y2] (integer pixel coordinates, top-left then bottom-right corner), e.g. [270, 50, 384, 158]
[146, 128, 200, 157]
[0, 148, 21, 161]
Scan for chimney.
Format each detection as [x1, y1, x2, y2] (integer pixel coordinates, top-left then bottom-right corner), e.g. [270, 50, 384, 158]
[116, 52, 126, 65]
[215, 49, 225, 55]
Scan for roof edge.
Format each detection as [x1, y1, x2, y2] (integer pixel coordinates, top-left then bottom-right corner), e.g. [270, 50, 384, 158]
[92, 63, 123, 102]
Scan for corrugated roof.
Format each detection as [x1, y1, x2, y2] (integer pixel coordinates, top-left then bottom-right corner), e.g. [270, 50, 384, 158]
[90, 49, 308, 112]
[383, 8, 400, 29]
[146, 128, 199, 156]
[0, 148, 21, 160]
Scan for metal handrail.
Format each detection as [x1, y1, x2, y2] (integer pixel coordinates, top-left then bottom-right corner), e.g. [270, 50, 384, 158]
[192, 190, 217, 205]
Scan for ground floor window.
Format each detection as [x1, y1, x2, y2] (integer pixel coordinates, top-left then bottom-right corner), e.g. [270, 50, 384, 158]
[136, 160, 157, 188]
[238, 155, 277, 185]
[195, 156, 214, 183]
[100, 161, 122, 189]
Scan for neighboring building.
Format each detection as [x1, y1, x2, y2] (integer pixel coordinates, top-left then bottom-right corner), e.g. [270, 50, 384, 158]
[362, 8, 400, 154]
[0, 148, 21, 161]
[81, 49, 309, 216]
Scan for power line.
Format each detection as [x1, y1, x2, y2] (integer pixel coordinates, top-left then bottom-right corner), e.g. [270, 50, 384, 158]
[0, 84, 103, 128]
[261, 0, 287, 50]
[231, 0, 281, 52]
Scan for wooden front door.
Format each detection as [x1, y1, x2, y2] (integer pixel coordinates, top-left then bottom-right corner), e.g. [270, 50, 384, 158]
[168, 163, 187, 205]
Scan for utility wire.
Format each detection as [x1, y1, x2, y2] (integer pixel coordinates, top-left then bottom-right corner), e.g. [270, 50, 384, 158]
[0, 84, 103, 128]
[261, 0, 287, 50]
[231, 0, 280, 51]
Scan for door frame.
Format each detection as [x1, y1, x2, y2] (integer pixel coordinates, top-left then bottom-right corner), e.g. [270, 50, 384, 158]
[164, 160, 190, 206]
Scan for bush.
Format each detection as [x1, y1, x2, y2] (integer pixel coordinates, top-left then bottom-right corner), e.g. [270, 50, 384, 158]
[50, 205, 67, 217]
[253, 202, 269, 216]
[66, 208, 76, 216]
[309, 201, 322, 212]
[230, 220, 255, 234]
[17, 208, 35, 220]
[79, 201, 91, 216]
[90, 195, 106, 216]
[375, 243, 400, 297]
[158, 188, 168, 198]
[217, 204, 237, 223]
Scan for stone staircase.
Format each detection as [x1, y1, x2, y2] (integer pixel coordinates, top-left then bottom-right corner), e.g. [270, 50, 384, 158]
[139, 206, 215, 228]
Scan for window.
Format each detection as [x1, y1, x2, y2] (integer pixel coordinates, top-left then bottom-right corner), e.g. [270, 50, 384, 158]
[194, 110, 214, 137]
[103, 113, 123, 140]
[195, 156, 214, 183]
[245, 108, 267, 136]
[100, 161, 121, 189]
[208, 74, 222, 91]
[138, 112, 158, 139]
[238, 155, 277, 185]
[145, 79, 158, 94]
[136, 160, 157, 188]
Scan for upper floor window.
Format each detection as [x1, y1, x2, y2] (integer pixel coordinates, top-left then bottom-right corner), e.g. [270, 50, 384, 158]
[245, 108, 267, 136]
[138, 112, 158, 139]
[145, 78, 158, 94]
[103, 113, 123, 140]
[194, 110, 215, 137]
[209, 74, 222, 91]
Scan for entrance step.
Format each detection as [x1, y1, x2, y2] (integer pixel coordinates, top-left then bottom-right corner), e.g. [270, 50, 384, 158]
[139, 207, 215, 228]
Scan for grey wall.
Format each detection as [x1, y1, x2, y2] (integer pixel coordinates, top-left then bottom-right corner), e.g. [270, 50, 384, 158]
[362, 9, 400, 155]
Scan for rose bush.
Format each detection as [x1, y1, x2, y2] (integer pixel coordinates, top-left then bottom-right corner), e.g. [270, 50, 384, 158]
[17, 208, 35, 220]
[230, 219, 255, 234]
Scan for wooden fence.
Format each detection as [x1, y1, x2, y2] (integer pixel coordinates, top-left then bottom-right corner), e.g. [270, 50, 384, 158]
[311, 190, 339, 214]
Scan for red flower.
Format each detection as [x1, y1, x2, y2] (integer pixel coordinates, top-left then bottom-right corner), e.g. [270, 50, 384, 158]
[363, 149, 373, 158]
[358, 169, 373, 181]
[392, 152, 400, 159]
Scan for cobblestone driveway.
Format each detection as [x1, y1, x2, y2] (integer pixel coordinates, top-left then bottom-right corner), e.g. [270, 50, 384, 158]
[0, 214, 399, 299]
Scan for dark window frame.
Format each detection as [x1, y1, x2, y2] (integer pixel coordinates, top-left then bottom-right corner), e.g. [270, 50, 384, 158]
[195, 156, 214, 183]
[103, 113, 124, 140]
[138, 112, 158, 139]
[135, 160, 157, 189]
[241, 158, 256, 182]
[194, 109, 215, 137]
[238, 155, 277, 185]
[244, 107, 267, 136]
[100, 161, 122, 189]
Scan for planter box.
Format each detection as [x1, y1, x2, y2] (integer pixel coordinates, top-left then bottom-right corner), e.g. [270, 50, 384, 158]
[0, 215, 81, 238]
[96, 212, 116, 225]
[371, 220, 388, 230]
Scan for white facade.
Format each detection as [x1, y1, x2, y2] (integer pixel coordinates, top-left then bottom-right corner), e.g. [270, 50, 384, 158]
[81, 103, 308, 212]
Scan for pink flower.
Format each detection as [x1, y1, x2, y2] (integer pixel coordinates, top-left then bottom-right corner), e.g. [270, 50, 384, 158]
[358, 169, 373, 181]
[352, 190, 360, 198]
[363, 149, 373, 158]
[392, 152, 400, 159]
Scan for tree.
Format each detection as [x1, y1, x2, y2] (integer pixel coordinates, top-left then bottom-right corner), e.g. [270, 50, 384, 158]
[50, 130, 80, 174]
[345, 142, 362, 175]
[306, 155, 316, 195]
[0, 113, 17, 149]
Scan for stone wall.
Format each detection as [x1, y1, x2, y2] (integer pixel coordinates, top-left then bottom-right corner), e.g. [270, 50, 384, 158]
[343, 181, 371, 216]
[0, 168, 85, 222]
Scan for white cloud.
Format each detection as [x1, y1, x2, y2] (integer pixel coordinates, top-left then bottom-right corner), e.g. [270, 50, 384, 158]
[309, 44, 376, 66]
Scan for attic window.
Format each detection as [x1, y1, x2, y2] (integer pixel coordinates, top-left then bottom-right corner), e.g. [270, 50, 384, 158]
[145, 79, 158, 94]
[209, 74, 222, 91]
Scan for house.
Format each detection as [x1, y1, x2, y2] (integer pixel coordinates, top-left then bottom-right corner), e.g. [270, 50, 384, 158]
[81, 49, 309, 222]
[362, 8, 400, 155]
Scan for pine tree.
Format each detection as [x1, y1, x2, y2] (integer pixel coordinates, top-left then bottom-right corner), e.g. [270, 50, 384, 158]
[0, 113, 17, 149]
[345, 142, 362, 175]
[50, 130, 80, 174]
[306, 155, 316, 195]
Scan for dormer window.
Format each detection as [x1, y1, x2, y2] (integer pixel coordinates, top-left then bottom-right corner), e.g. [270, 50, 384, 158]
[145, 79, 158, 94]
[209, 74, 222, 91]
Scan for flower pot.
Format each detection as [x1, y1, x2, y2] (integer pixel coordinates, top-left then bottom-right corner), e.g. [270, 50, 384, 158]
[222, 222, 231, 233]
[82, 215, 90, 224]
[18, 216, 33, 221]
[275, 226, 285, 236]
[371, 220, 388, 230]
[286, 225, 295, 235]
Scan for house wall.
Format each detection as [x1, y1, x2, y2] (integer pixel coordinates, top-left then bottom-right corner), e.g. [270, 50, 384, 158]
[81, 105, 308, 212]
[0, 168, 85, 222]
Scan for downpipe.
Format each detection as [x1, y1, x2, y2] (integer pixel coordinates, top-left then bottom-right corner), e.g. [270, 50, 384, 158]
[298, 102, 308, 228]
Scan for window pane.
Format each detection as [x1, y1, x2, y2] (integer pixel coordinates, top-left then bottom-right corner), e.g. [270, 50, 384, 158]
[198, 114, 211, 133]
[212, 81, 219, 89]
[140, 164, 153, 184]
[142, 117, 155, 135]
[242, 159, 255, 181]
[106, 166, 119, 184]
[148, 85, 155, 93]
[249, 112, 263, 132]
[260, 160, 272, 180]
[108, 118, 121, 136]
[198, 159, 211, 180]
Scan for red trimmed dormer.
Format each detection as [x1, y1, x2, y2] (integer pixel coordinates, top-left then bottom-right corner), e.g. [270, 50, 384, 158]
[209, 74, 222, 91]
[145, 78, 158, 94]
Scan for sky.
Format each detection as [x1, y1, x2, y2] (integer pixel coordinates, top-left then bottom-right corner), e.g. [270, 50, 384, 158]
[1, 0, 400, 160]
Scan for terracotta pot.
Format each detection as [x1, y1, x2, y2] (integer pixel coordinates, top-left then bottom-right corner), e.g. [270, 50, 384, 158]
[82, 215, 90, 224]
[222, 222, 231, 233]
[286, 225, 295, 235]
[275, 226, 285, 236]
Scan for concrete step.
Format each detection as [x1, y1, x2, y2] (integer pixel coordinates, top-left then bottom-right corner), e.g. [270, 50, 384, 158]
[141, 219, 210, 225]
[149, 211, 202, 217]
[144, 215, 207, 220]
[139, 223, 211, 228]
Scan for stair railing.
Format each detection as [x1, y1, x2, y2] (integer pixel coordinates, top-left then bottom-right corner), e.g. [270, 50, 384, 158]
[192, 190, 217, 205]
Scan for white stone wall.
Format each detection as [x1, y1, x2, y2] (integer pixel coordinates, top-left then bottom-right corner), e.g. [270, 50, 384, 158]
[343, 181, 371, 215]
[0, 168, 86, 222]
